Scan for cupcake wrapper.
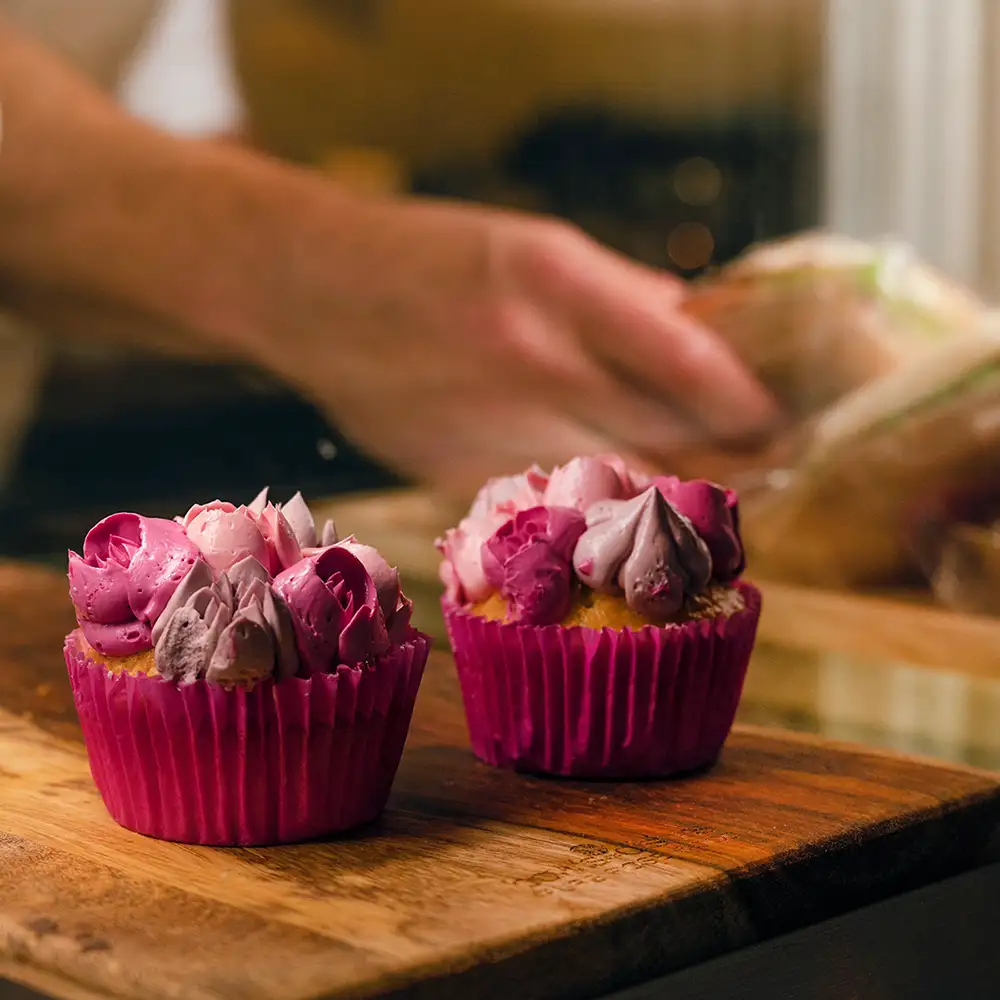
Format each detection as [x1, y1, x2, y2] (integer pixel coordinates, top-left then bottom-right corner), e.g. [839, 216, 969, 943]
[445, 583, 760, 778]
[65, 631, 430, 845]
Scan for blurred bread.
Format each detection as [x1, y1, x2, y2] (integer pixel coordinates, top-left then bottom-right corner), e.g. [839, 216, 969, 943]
[931, 522, 1000, 616]
[742, 330, 1000, 587]
[683, 231, 984, 419]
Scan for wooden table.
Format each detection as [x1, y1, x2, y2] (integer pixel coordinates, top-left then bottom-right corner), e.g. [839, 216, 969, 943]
[3, 560, 1000, 1000]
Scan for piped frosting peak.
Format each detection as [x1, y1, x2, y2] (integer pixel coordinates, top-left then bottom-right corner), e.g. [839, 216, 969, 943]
[574, 487, 712, 619]
[69, 489, 413, 684]
[438, 457, 747, 626]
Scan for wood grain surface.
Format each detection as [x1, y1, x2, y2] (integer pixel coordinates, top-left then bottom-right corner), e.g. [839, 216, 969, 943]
[2, 558, 1000, 1000]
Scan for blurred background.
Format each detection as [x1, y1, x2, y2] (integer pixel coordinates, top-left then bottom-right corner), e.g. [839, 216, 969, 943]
[7, 0, 1000, 767]
[7, 0, 988, 555]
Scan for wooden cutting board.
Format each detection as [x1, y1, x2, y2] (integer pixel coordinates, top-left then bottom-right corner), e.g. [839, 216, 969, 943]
[2, 561, 1000, 1000]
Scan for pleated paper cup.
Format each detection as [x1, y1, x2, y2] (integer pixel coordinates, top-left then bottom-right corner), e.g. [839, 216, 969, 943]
[64, 629, 430, 845]
[444, 582, 760, 778]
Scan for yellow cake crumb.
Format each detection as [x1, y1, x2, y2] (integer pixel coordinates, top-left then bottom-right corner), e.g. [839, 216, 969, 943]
[561, 592, 659, 630]
[471, 592, 513, 623]
[469, 585, 744, 630]
[87, 646, 159, 677]
[80, 641, 258, 689]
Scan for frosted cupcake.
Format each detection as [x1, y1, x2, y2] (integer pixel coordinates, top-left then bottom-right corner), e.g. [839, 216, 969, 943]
[64, 489, 429, 845]
[438, 457, 760, 778]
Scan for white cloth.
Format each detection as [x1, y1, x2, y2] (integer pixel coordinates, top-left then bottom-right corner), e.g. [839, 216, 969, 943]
[121, 0, 242, 136]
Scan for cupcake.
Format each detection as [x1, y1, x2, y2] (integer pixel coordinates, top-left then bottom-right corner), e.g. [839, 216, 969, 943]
[437, 457, 760, 778]
[64, 488, 429, 845]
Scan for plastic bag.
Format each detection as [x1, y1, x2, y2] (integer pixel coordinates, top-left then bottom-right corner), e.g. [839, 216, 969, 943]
[929, 522, 1000, 616]
[682, 231, 984, 421]
[735, 328, 1000, 590]
[673, 230, 998, 593]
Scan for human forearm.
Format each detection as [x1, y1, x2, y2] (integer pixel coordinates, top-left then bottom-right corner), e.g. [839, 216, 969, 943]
[0, 20, 348, 362]
[0, 20, 779, 496]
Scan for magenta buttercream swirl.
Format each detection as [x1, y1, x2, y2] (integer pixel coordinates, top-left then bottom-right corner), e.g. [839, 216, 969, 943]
[337, 539, 414, 643]
[573, 487, 713, 619]
[273, 545, 391, 674]
[481, 506, 587, 625]
[68, 513, 203, 656]
[68, 489, 415, 681]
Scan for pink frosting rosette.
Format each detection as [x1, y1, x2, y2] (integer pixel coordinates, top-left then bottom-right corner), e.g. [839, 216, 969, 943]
[436, 455, 647, 604]
[542, 455, 648, 510]
[337, 539, 414, 644]
[178, 499, 301, 576]
[436, 466, 548, 603]
[481, 506, 586, 624]
[273, 545, 390, 673]
[68, 513, 203, 656]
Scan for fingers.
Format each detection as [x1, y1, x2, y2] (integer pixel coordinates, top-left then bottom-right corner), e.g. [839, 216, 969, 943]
[571, 249, 780, 445]
[566, 225, 689, 303]
[348, 387, 625, 500]
[498, 304, 718, 459]
[557, 358, 707, 457]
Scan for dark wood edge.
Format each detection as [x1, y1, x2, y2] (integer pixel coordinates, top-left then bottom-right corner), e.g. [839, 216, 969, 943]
[605, 862, 1000, 1000]
[330, 793, 1000, 999]
[8, 863, 998, 1000]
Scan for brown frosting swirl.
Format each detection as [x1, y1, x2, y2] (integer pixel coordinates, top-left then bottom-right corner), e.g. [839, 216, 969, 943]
[151, 555, 299, 684]
[572, 487, 712, 618]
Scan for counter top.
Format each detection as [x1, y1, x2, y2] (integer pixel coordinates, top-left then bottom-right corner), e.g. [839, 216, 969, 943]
[2, 556, 1000, 999]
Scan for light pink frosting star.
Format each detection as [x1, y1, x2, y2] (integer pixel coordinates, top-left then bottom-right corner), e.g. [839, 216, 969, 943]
[437, 456, 645, 603]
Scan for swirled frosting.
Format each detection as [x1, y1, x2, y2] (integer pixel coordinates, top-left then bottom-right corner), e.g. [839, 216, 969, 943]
[178, 498, 301, 576]
[338, 538, 414, 643]
[438, 456, 746, 626]
[435, 455, 644, 604]
[481, 506, 587, 625]
[574, 488, 712, 619]
[651, 476, 744, 582]
[249, 487, 338, 552]
[68, 513, 203, 656]
[151, 556, 300, 684]
[69, 488, 415, 683]
[273, 545, 390, 674]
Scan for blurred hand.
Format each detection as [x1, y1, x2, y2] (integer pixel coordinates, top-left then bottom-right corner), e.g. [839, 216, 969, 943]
[253, 197, 779, 497]
[0, 23, 776, 501]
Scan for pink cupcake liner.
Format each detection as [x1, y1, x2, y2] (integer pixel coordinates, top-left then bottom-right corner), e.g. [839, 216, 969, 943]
[444, 582, 760, 778]
[64, 630, 430, 845]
